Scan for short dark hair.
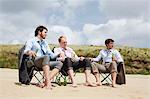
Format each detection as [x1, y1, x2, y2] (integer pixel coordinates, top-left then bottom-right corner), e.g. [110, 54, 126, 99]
[58, 36, 66, 43]
[35, 25, 48, 36]
[105, 39, 114, 45]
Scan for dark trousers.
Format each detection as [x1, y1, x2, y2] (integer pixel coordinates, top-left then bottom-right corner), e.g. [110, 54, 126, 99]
[61, 57, 91, 75]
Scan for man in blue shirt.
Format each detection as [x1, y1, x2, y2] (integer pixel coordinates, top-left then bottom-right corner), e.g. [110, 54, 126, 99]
[91, 39, 124, 87]
[24, 26, 63, 90]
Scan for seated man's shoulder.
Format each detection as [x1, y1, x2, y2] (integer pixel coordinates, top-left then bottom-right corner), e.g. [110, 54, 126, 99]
[25, 38, 36, 44]
[53, 47, 60, 51]
[100, 49, 105, 52]
[113, 49, 119, 53]
[67, 47, 74, 51]
[28, 37, 37, 41]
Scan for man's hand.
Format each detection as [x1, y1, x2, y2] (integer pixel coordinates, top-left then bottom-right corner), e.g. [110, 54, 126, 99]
[89, 58, 94, 62]
[58, 52, 65, 62]
[112, 56, 117, 61]
[59, 52, 65, 58]
[27, 51, 36, 58]
[80, 56, 85, 61]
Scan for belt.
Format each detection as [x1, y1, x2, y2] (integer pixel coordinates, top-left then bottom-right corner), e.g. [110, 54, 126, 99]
[105, 62, 110, 63]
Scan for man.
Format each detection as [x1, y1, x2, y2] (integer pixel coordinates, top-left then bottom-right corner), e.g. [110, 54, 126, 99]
[90, 39, 124, 87]
[24, 26, 63, 90]
[54, 36, 96, 87]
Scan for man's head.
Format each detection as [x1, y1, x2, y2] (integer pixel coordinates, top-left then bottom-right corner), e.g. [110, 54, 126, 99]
[58, 36, 67, 49]
[105, 39, 115, 49]
[35, 26, 48, 39]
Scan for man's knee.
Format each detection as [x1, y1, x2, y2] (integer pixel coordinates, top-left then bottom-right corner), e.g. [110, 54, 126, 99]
[91, 62, 99, 73]
[42, 55, 50, 66]
[65, 57, 71, 61]
[110, 61, 117, 73]
[56, 61, 63, 70]
[83, 59, 91, 70]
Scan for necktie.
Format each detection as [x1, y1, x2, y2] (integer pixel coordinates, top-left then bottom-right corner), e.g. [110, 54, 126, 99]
[37, 41, 46, 55]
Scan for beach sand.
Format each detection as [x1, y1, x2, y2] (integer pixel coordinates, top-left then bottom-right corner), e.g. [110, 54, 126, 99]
[0, 68, 149, 99]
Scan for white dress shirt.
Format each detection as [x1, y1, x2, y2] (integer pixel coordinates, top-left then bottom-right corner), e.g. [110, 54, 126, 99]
[54, 47, 80, 61]
[93, 49, 123, 64]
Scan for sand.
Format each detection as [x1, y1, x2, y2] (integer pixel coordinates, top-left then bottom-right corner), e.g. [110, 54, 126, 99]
[0, 68, 149, 99]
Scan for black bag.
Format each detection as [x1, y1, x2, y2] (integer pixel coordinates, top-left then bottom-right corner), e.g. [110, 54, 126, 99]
[18, 45, 34, 85]
[116, 62, 126, 85]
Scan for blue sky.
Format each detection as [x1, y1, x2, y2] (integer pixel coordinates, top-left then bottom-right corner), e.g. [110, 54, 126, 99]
[0, 0, 149, 48]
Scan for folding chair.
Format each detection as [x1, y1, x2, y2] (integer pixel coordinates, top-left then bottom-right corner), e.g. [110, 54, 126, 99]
[54, 68, 75, 86]
[101, 72, 112, 84]
[54, 69, 77, 86]
[29, 66, 45, 84]
[54, 72, 70, 86]
[100, 62, 125, 85]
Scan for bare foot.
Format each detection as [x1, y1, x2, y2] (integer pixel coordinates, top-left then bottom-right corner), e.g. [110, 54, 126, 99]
[112, 84, 116, 88]
[37, 83, 45, 88]
[71, 83, 78, 88]
[44, 80, 52, 90]
[45, 85, 53, 90]
[85, 82, 97, 87]
[95, 82, 102, 86]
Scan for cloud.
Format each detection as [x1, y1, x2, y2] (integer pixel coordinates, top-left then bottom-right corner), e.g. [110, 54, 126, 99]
[47, 25, 86, 45]
[83, 19, 150, 47]
[99, 0, 149, 19]
[0, 0, 60, 14]
[0, 0, 149, 48]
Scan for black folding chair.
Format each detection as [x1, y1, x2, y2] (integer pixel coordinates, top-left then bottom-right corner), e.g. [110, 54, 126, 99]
[29, 66, 45, 84]
[101, 72, 112, 84]
[100, 62, 125, 85]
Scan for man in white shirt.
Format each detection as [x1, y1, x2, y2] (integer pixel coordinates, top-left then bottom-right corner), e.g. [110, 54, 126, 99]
[54, 36, 96, 87]
[90, 39, 124, 87]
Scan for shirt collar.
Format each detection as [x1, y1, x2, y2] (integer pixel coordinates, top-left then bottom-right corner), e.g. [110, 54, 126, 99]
[105, 48, 113, 53]
[60, 47, 68, 51]
[35, 37, 44, 43]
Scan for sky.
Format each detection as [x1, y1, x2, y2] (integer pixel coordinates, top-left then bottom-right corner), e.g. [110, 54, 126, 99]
[0, 0, 149, 48]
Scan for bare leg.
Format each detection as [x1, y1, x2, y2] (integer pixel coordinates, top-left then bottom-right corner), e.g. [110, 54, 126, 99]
[94, 73, 102, 86]
[67, 69, 77, 87]
[110, 61, 117, 87]
[85, 70, 96, 87]
[42, 65, 52, 90]
[49, 68, 59, 80]
[111, 72, 117, 87]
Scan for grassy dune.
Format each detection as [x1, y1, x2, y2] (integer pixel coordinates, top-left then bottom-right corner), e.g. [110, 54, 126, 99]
[0, 44, 150, 74]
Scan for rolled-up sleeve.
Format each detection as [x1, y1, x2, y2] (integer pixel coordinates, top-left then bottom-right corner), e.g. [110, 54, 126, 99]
[24, 40, 33, 54]
[71, 49, 80, 61]
[93, 51, 101, 62]
[54, 48, 63, 61]
[46, 44, 58, 59]
[115, 50, 124, 62]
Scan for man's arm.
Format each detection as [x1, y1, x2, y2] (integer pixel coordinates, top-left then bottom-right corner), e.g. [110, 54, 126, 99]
[54, 48, 65, 61]
[115, 50, 124, 62]
[70, 49, 80, 61]
[92, 50, 102, 62]
[46, 43, 61, 59]
[24, 40, 36, 57]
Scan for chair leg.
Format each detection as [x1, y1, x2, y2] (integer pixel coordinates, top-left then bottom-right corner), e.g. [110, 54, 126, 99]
[54, 72, 71, 86]
[33, 71, 45, 84]
[101, 73, 112, 84]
